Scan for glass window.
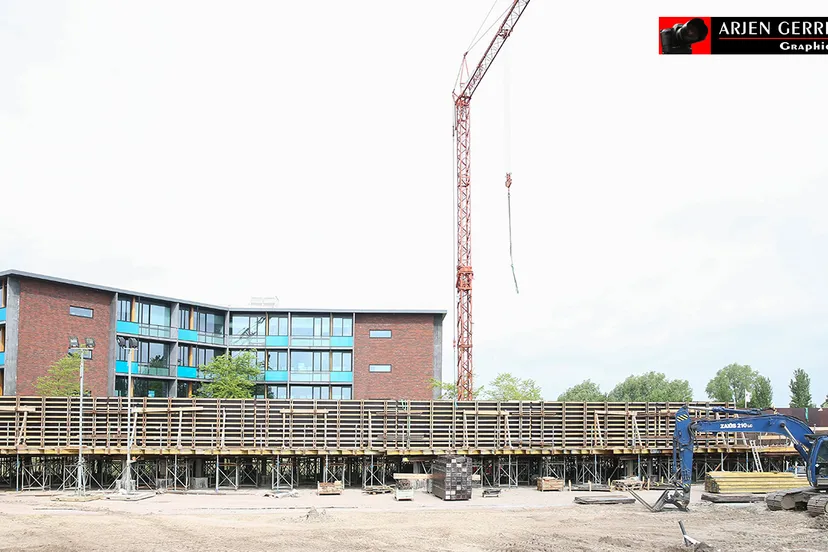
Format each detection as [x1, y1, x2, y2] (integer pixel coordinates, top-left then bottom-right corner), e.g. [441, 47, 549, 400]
[267, 350, 287, 371]
[177, 380, 199, 398]
[115, 376, 128, 397]
[313, 351, 329, 372]
[138, 301, 171, 327]
[269, 385, 287, 399]
[290, 385, 313, 399]
[291, 317, 314, 336]
[369, 364, 392, 373]
[332, 351, 352, 372]
[254, 384, 266, 399]
[230, 349, 265, 369]
[231, 314, 266, 335]
[315, 386, 329, 400]
[117, 298, 132, 322]
[178, 345, 191, 366]
[332, 316, 353, 337]
[268, 315, 288, 336]
[69, 306, 94, 318]
[314, 317, 330, 337]
[196, 311, 225, 334]
[132, 378, 169, 398]
[194, 347, 219, 367]
[331, 386, 352, 400]
[179, 307, 191, 329]
[290, 351, 313, 371]
[342, 386, 352, 399]
[369, 330, 392, 338]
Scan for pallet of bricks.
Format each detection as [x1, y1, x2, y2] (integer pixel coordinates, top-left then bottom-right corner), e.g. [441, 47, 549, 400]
[432, 455, 472, 501]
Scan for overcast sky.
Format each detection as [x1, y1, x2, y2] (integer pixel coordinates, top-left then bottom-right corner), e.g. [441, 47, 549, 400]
[2, 1, 827, 406]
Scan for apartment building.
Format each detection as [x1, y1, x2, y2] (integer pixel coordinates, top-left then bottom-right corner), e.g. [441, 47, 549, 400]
[0, 270, 445, 400]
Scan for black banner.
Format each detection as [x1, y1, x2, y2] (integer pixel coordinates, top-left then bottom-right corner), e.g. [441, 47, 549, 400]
[711, 17, 828, 54]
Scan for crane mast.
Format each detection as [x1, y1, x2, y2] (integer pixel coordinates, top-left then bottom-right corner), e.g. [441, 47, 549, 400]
[453, 0, 531, 400]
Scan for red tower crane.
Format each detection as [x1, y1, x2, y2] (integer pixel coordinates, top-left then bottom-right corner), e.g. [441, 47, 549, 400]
[453, 1, 531, 401]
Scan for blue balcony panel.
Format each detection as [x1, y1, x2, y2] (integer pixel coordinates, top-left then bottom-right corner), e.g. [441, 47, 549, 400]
[178, 329, 198, 342]
[0, 307, 6, 322]
[116, 321, 140, 335]
[330, 336, 354, 348]
[330, 371, 353, 383]
[177, 366, 198, 379]
[265, 336, 289, 347]
[0, 351, 5, 366]
[264, 370, 289, 382]
[115, 360, 129, 374]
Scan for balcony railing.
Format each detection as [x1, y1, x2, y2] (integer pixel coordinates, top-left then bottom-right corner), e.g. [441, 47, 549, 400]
[197, 331, 225, 346]
[116, 360, 173, 377]
[288, 369, 354, 383]
[289, 336, 354, 348]
[227, 334, 267, 348]
[138, 323, 175, 339]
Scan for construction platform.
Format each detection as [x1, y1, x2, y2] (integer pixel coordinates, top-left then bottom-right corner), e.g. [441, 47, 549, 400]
[0, 397, 799, 456]
[0, 397, 802, 492]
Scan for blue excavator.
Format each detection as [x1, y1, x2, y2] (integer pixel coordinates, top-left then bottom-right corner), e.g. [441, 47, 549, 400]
[632, 405, 828, 516]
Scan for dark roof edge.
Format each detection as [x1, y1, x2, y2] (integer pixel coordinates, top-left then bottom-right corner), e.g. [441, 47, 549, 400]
[0, 269, 447, 317]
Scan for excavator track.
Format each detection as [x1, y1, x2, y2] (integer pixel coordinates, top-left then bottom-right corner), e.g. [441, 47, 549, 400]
[765, 487, 817, 511]
[807, 495, 828, 517]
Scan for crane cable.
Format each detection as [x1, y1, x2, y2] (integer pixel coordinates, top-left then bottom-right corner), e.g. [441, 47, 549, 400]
[504, 41, 519, 295]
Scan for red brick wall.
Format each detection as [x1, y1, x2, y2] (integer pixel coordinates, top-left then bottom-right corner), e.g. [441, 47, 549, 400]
[353, 314, 435, 400]
[17, 278, 112, 396]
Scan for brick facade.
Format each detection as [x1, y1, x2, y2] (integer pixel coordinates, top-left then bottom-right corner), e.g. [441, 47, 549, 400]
[353, 314, 436, 400]
[16, 278, 112, 396]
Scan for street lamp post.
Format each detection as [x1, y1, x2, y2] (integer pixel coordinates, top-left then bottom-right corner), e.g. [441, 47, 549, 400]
[68, 337, 96, 496]
[117, 336, 139, 494]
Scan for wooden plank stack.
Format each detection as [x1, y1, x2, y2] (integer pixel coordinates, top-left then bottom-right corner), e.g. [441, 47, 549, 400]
[432, 455, 472, 501]
[704, 471, 803, 493]
[536, 477, 565, 491]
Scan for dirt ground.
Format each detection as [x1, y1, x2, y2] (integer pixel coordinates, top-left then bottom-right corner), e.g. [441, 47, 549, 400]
[0, 485, 825, 552]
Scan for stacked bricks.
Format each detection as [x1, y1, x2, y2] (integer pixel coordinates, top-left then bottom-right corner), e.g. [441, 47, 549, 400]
[432, 455, 472, 501]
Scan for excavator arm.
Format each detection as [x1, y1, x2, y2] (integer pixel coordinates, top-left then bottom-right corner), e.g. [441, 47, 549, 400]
[673, 406, 814, 492]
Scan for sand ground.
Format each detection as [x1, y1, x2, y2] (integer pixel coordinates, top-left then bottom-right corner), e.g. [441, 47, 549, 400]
[0, 485, 825, 552]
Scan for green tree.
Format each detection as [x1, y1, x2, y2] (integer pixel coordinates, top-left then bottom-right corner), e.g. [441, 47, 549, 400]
[705, 363, 761, 405]
[557, 380, 607, 402]
[749, 375, 773, 409]
[35, 353, 90, 396]
[607, 371, 693, 402]
[788, 368, 815, 408]
[429, 378, 485, 400]
[823, 395, 828, 408]
[483, 373, 542, 401]
[196, 351, 259, 398]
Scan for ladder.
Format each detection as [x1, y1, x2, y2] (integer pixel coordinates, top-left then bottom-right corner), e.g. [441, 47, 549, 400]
[749, 440, 764, 472]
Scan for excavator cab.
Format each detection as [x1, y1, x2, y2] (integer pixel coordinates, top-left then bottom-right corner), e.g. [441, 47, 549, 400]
[808, 435, 828, 488]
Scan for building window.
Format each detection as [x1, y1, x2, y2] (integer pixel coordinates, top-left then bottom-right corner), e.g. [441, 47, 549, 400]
[332, 351, 352, 372]
[178, 345, 191, 366]
[179, 306, 192, 329]
[69, 306, 94, 318]
[369, 364, 392, 373]
[117, 298, 132, 322]
[196, 310, 225, 335]
[230, 349, 266, 371]
[268, 385, 287, 399]
[331, 386, 352, 400]
[289, 385, 330, 399]
[0, 278, 6, 308]
[267, 350, 287, 371]
[291, 316, 330, 337]
[177, 380, 200, 398]
[193, 347, 220, 368]
[117, 340, 170, 366]
[332, 316, 353, 337]
[268, 315, 288, 336]
[230, 314, 266, 336]
[369, 329, 392, 338]
[138, 301, 171, 327]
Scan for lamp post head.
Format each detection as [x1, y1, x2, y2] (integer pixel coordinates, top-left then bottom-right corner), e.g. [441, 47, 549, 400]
[69, 337, 80, 348]
[85, 338, 96, 349]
